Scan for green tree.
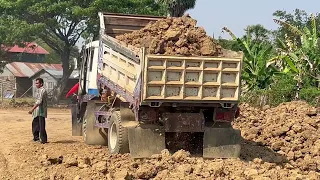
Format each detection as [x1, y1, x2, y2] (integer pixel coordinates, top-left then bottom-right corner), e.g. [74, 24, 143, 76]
[272, 14, 320, 99]
[273, 9, 320, 48]
[244, 24, 272, 43]
[35, 39, 79, 64]
[34, 39, 60, 64]
[217, 37, 241, 51]
[0, 16, 40, 72]
[1, 0, 167, 102]
[157, 0, 196, 17]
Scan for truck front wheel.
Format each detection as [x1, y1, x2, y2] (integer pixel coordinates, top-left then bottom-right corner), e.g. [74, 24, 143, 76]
[82, 101, 108, 145]
[108, 111, 129, 154]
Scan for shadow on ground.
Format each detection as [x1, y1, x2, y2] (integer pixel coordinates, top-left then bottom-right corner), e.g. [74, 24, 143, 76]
[240, 139, 288, 165]
[51, 140, 78, 144]
[165, 133, 289, 165]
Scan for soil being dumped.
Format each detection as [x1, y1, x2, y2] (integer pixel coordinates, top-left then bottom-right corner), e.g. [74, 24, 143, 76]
[115, 15, 223, 56]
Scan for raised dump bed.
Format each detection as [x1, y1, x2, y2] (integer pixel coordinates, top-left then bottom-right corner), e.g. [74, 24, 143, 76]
[99, 41, 243, 105]
[101, 12, 165, 37]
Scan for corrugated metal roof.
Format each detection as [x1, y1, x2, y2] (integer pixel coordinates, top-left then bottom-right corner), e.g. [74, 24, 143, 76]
[3, 42, 49, 54]
[46, 69, 79, 79]
[6, 62, 62, 77]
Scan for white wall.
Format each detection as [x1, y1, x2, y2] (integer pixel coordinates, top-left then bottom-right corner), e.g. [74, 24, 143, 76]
[0, 67, 16, 97]
[32, 72, 57, 97]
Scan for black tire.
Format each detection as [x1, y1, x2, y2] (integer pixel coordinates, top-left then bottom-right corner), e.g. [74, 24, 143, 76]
[108, 111, 129, 154]
[82, 101, 108, 145]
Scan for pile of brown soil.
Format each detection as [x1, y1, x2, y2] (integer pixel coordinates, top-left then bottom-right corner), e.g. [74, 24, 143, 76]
[234, 101, 320, 172]
[115, 15, 223, 56]
[3, 101, 319, 179]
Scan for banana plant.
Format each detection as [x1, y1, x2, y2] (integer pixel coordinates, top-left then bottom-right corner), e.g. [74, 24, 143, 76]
[272, 13, 320, 99]
[222, 27, 278, 91]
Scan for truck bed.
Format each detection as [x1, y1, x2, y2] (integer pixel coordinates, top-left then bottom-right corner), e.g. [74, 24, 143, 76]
[143, 53, 242, 102]
[101, 12, 165, 37]
[98, 13, 243, 105]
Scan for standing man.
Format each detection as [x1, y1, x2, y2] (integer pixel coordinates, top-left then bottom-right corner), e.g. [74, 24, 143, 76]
[28, 78, 48, 144]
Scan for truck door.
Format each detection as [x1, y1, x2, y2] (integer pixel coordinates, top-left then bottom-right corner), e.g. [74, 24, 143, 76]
[71, 47, 90, 136]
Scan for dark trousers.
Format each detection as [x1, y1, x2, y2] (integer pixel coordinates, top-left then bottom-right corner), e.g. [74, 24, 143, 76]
[32, 116, 47, 143]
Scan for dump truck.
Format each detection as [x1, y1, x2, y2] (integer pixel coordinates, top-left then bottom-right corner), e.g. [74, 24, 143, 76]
[70, 12, 244, 158]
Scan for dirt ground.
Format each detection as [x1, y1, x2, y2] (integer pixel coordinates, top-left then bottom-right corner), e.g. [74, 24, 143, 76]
[0, 103, 319, 180]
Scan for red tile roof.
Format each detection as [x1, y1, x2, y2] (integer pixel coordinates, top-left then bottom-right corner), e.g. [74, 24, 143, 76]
[2, 42, 49, 55]
[5, 62, 62, 77]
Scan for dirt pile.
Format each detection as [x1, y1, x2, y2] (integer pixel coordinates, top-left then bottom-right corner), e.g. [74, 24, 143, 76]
[116, 15, 223, 56]
[12, 146, 319, 180]
[234, 101, 320, 172]
[1, 104, 320, 179]
[31, 149, 320, 179]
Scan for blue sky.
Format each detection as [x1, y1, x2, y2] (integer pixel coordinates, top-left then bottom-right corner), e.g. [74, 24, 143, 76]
[77, 0, 319, 47]
[187, 0, 320, 39]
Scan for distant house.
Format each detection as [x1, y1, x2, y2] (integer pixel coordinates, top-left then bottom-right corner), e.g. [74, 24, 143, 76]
[0, 42, 80, 100]
[30, 69, 79, 98]
[0, 62, 62, 97]
[2, 42, 49, 63]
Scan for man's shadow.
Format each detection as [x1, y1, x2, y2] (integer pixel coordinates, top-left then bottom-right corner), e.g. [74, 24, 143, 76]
[50, 140, 78, 144]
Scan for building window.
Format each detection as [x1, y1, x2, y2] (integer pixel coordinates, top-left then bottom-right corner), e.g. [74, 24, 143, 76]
[47, 82, 54, 89]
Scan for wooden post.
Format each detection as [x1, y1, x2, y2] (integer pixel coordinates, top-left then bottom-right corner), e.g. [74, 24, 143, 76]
[1, 81, 3, 103]
[14, 81, 16, 101]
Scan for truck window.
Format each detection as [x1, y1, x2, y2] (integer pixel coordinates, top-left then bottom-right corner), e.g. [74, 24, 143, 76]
[89, 48, 94, 72]
[79, 48, 89, 94]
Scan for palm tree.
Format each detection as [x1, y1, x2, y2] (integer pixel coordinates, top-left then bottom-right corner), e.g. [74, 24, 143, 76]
[157, 0, 197, 17]
[244, 24, 272, 42]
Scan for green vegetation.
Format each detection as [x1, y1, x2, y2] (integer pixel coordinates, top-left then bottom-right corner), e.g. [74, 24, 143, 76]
[157, 0, 197, 17]
[1, 1, 320, 106]
[0, 0, 169, 102]
[0, 17, 39, 72]
[221, 9, 320, 107]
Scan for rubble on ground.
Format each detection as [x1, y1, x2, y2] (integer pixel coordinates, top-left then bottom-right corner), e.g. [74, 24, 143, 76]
[3, 101, 320, 179]
[234, 101, 320, 172]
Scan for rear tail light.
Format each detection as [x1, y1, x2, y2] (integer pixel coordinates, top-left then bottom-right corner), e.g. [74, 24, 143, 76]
[215, 107, 238, 122]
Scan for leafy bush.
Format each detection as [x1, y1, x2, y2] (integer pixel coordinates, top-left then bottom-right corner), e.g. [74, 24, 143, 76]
[241, 73, 320, 107]
[241, 74, 296, 107]
[268, 74, 296, 104]
[299, 87, 320, 106]
[240, 89, 269, 107]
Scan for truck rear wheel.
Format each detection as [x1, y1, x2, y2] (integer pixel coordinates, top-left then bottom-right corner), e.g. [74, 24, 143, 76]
[82, 101, 108, 145]
[108, 111, 129, 154]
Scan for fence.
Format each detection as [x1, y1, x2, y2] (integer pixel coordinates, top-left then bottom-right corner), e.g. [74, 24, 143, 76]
[0, 79, 15, 102]
[0, 79, 70, 105]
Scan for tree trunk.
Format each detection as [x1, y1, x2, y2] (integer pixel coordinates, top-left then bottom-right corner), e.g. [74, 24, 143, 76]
[294, 73, 302, 100]
[51, 49, 73, 104]
[294, 82, 301, 100]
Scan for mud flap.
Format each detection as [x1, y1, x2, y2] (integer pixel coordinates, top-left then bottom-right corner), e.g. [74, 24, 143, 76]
[127, 126, 165, 159]
[71, 104, 82, 136]
[203, 127, 241, 159]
